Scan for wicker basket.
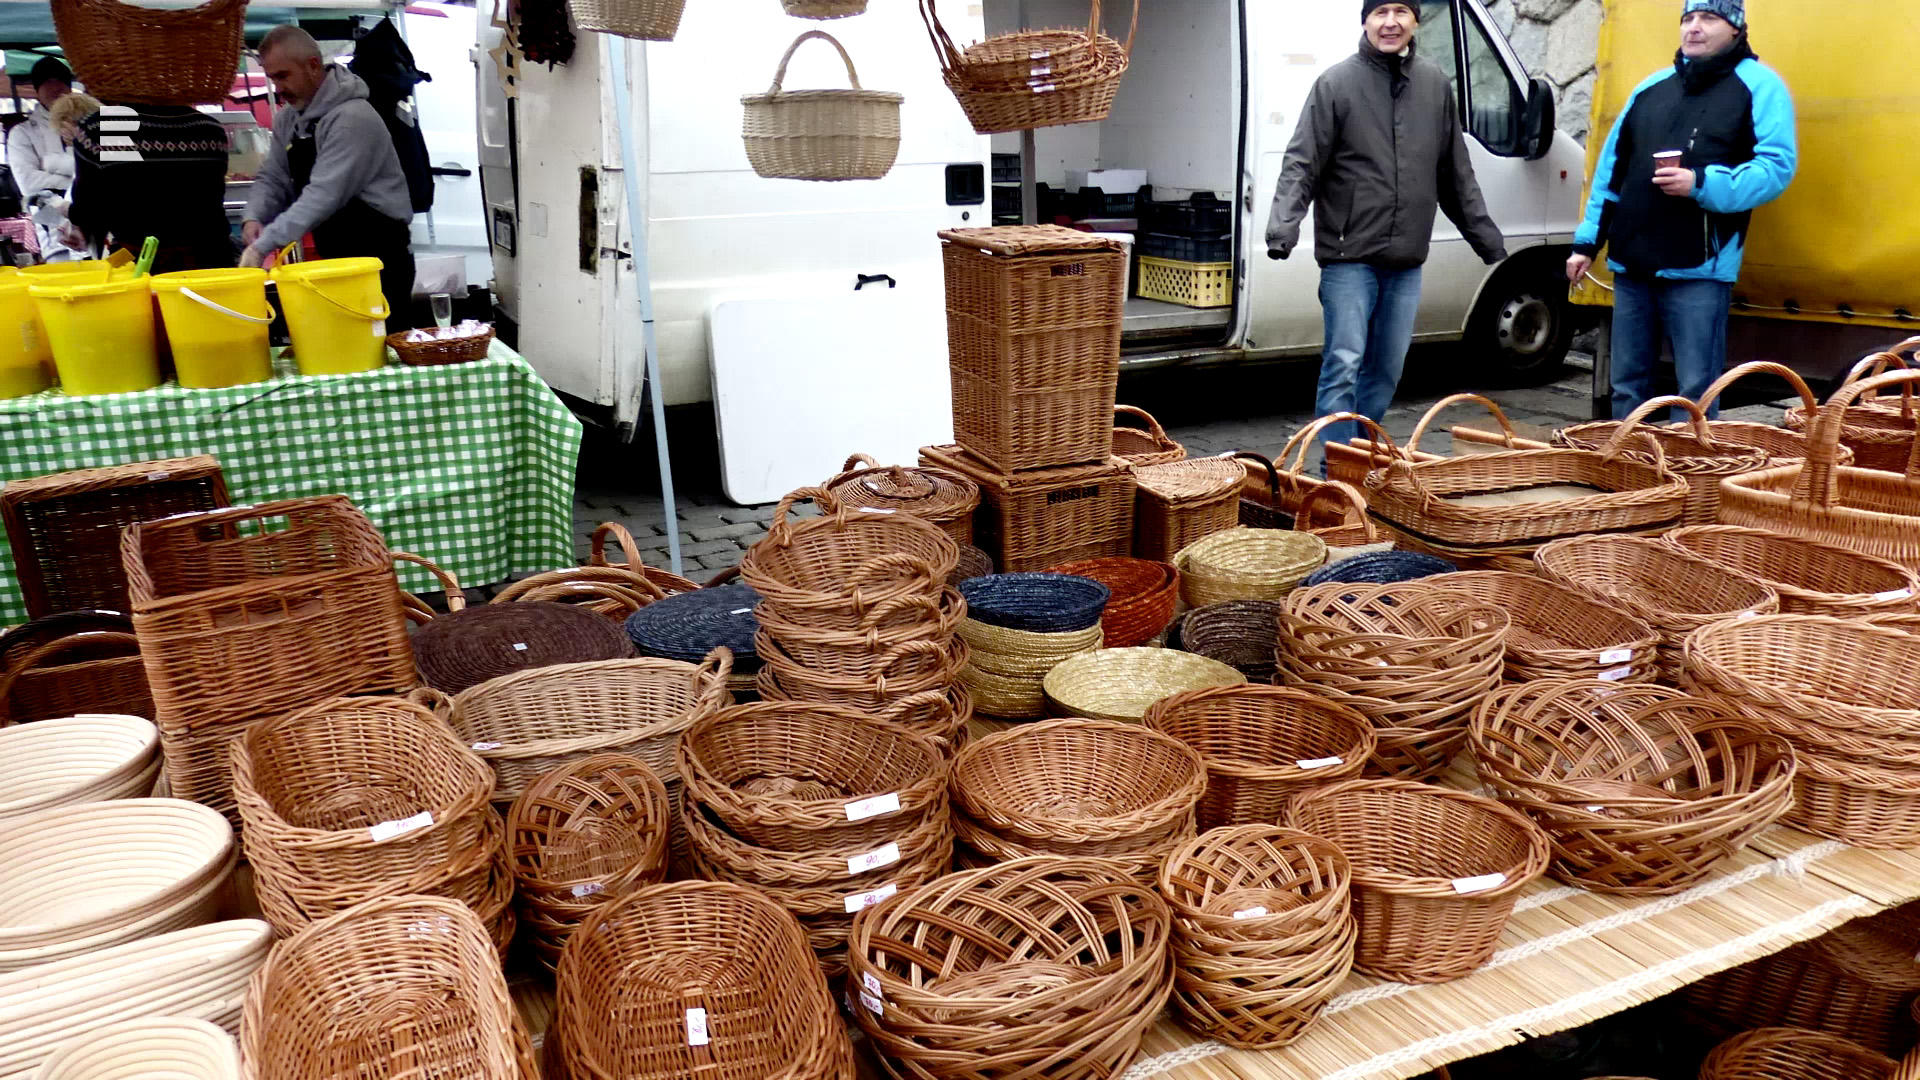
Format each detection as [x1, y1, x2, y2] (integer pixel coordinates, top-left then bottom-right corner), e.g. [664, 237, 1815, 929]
[0, 626, 153, 725]
[1557, 395, 1772, 526]
[960, 571, 1109, 633]
[825, 454, 980, 545]
[919, 0, 1138, 134]
[1535, 534, 1779, 683]
[742, 31, 902, 181]
[759, 671, 973, 746]
[1133, 456, 1246, 562]
[1689, 361, 1856, 466]
[1044, 647, 1246, 724]
[556, 881, 851, 1080]
[1, 456, 227, 619]
[1175, 527, 1328, 608]
[567, 0, 684, 39]
[1282, 779, 1549, 983]
[847, 857, 1172, 1080]
[34, 1016, 240, 1080]
[240, 895, 537, 1080]
[386, 324, 494, 366]
[51, 0, 246, 105]
[413, 598, 638, 695]
[956, 617, 1103, 719]
[951, 544, 994, 584]
[1698, 1027, 1896, 1080]
[624, 582, 762, 666]
[1114, 404, 1186, 466]
[754, 586, 964, 677]
[740, 487, 958, 622]
[1040, 558, 1176, 647]
[507, 754, 671, 969]
[754, 635, 964, 707]
[1145, 685, 1373, 830]
[493, 522, 696, 621]
[783, 0, 866, 16]
[1471, 679, 1794, 894]
[1241, 413, 1396, 538]
[1157, 826, 1356, 1049]
[1783, 352, 1920, 473]
[1431, 570, 1661, 684]
[1177, 600, 1282, 682]
[1663, 525, 1919, 618]
[921, 443, 1136, 571]
[0, 713, 159, 818]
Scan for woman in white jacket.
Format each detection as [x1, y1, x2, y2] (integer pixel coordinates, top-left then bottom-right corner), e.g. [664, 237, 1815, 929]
[6, 57, 80, 262]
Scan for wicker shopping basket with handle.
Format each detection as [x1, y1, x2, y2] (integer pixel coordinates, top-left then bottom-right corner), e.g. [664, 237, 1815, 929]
[1556, 395, 1770, 526]
[1689, 361, 1855, 466]
[743, 31, 903, 181]
[52, 0, 246, 105]
[1783, 350, 1920, 473]
[918, 0, 1138, 134]
[1114, 405, 1186, 466]
[567, 0, 684, 39]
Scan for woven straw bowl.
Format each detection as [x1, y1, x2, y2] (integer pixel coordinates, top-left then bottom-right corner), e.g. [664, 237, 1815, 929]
[1699, 1027, 1897, 1080]
[1175, 528, 1329, 607]
[1145, 685, 1375, 830]
[847, 858, 1173, 1079]
[960, 572, 1111, 634]
[1043, 647, 1246, 724]
[0, 713, 160, 819]
[951, 717, 1206, 849]
[1470, 679, 1795, 895]
[0, 920, 270, 1079]
[1283, 779, 1549, 983]
[241, 895, 536, 1080]
[1431, 570, 1661, 683]
[1301, 550, 1456, 588]
[557, 881, 850, 1080]
[1178, 600, 1283, 681]
[33, 1016, 240, 1080]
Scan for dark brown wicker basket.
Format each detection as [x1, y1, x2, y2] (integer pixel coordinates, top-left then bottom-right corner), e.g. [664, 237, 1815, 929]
[0, 624, 153, 725]
[1178, 600, 1283, 682]
[412, 599, 638, 695]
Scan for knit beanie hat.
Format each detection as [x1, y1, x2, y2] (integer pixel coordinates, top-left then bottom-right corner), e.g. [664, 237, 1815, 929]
[1683, 0, 1745, 28]
[1361, 0, 1419, 22]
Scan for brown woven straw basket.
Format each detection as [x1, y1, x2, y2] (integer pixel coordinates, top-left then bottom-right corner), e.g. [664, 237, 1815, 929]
[1177, 599, 1283, 681]
[1157, 826, 1356, 1049]
[1663, 525, 1920, 618]
[824, 454, 979, 545]
[1699, 1027, 1896, 1080]
[1283, 779, 1549, 983]
[567, 0, 684, 39]
[1114, 404, 1186, 466]
[1146, 684, 1374, 830]
[1557, 394, 1771, 526]
[52, 0, 245, 105]
[743, 32, 903, 182]
[1043, 646, 1246, 725]
[753, 586, 966, 677]
[918, 0, 1138, 134]
[921, 445, 1136, 569]
[1430, 570, 1660, 684]
[1175, 527, 1328, 608]
[1471, 679, 1795, 895]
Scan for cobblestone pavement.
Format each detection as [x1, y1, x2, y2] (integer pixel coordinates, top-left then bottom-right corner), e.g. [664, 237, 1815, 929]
[570, 347, 1799, 580]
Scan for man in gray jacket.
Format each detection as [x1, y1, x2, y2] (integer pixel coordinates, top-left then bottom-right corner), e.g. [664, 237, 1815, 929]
[241, 25, 415, 328]
[1267, 1, 1508, 453]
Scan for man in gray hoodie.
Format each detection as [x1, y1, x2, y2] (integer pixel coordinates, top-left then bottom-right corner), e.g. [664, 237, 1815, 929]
[241, 25, 415, 328]
[1267, 1, 1507, 455]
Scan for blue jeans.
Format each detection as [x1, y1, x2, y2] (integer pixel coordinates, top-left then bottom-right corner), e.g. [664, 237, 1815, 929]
[1315, 262, 1424, 457]
[1610, 273, 1732, 420]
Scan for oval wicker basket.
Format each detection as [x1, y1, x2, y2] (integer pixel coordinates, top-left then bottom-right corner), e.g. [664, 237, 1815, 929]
[1113, 404, 1186, 466]
[752, 586, 965, 677]
[960, 572, 1110, 634]
[556, 881, 851, 1080]
[1783, 351, 1920, 474]
[1145, 685, 1375, 830]
[1429, 570, 1662, 684]
[1699, 1027, 1897, 1080]
[1044, 647, 1247, 724]
[1556, 395, 1773, 526]
[740, 487, 959, 620]
[1688, 361, 1857, 466]
[1471, 679, 1795, 894]
[1175, 528, 1328, 608]
[919, 0, 1139, 135]
[824, 454, 979, 545]
[0, 619, 154, 726]
[0, 713, 159, 818]
[567, 0, 685, 39]
[847, 857, 1172, 1079]
[1041, 558, 1177, 648]
[240, 895, 536, 1080]
[743, 32, 903, 182]
[413, 599, 638, 695]
[1282, 779, 1550, 983]
[33, 1016, 240, 1080]
[1177, 600, 1282, 682]
[491, 522, 695, 622]
[624, 583, 762, 666]
[1662, 525, 1920, 618]
[1157, 826, 1356, 1049]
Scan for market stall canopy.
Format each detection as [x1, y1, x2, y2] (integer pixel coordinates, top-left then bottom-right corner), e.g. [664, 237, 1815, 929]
[0, 0, 406, 49]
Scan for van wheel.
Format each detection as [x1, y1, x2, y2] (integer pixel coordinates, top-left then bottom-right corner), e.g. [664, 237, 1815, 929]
[1468, 254, 1572, 385]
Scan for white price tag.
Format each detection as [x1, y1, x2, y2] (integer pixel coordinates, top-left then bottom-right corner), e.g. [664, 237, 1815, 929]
[1030, 82, 1058, 93]
[843, 883, 898, 913]
[844, 792, 901, 822]
[862, 972, 884, 997]
[368, 811, 433, 843]
[145, 470, 171, 481]
[729, 608, 753, 615]
[572, 881, 605, 898]
[511, 642, 528, 652]
[1598, 648, 1634, 665]
[1232, 906, 1269, 920]
[848, 842, 901, 875]
[685, 1008, 709, 1047]
[1451, 873, 1508, 895]
[1874, 588, 1914, 602]
[857, 507, 897, 514]
[1598, 665, 1635, 683]
[471, 741, 503, 751]
[859, 991, 885, 1017]
[1296, 756, 1344, 770]
[1737, 610, 1760, 621]
[1030, 65, 1052, 76]
[371, 320, 387, 339]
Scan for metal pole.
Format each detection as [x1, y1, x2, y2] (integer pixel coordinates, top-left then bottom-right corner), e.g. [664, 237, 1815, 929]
[1017, 0, 1038, 225]
[608, 37, 682, 576]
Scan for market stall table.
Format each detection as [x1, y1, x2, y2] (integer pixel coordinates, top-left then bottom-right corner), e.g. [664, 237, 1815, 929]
[0, 341, 581, 623]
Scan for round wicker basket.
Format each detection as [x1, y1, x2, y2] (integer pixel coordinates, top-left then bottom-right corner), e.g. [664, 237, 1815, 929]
[1041, 558, 1178, 648]
[1663, 525, 1920, 618]
[1145, 685, 1374, 830]
[1175, 528, 1328, 607]
[1043, 647, 1246, 724]
[1430, 570, 1661, 684]
[413, 599, 637, 694]
[1177, 600, 1282, 682]
[823, 454, 978, 544]
[1699, 1027, 1896, 1080]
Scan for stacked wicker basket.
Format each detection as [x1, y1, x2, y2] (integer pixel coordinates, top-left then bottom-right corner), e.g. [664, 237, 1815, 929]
[956, 571, 1109, 720]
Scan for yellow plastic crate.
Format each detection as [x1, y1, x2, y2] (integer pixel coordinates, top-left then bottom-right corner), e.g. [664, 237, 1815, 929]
[1136, 256, 1233, 309]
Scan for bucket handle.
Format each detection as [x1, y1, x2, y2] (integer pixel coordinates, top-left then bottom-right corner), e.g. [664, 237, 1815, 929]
[286, 273, 390, 322]
[179, 286, 273, 324]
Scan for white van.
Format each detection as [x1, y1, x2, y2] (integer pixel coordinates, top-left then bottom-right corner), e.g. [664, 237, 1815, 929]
[477, 0, 1587, 430]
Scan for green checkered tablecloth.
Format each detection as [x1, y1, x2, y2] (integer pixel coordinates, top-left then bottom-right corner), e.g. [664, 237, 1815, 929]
[0, 341, 583, 625]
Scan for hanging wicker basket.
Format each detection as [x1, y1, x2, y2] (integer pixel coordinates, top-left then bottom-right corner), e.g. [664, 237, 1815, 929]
[743, 31, 903, 181]
[783, 0, 866, 16]
[51, 0, 246, 106]
[918, 0, 1139, 134]
[567, 0, 685, 39]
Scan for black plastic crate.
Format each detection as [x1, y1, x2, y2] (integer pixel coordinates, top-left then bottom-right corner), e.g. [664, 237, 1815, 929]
[993, 185, 1021, 216]
[1076, 187, 1139, 218]
[1141, 192, 1232, 237]
[1139, 232, 1234, 262]
[992, 153, 1021, 184]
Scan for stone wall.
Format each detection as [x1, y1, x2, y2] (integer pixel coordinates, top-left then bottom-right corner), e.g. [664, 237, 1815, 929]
[1485, 0, 1603, 141]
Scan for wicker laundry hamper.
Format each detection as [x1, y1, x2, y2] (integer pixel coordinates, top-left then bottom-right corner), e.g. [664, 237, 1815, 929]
[744, 31, 902, 181]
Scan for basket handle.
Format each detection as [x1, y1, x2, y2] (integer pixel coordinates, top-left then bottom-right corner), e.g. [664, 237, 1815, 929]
[1116, 404, 1170, 444]
[767, 29, 864, 94]
[847, 553, 941, 593]
[393, 551, 466, 613]
[765, 486, 846, 546]
[1088, 0, 1141, 55]
[855, 591, 945, 631]
[1794, 369, 1920, 506]
[503, 579, 655, 613]
[1227, 451, 1281, 500]
[1294, 480, 1379, 543]
[1407, 393, 1519, 455]
[589, 522, 646, 572]
[692, 646, 735, 709]
[1601, 395, 1719, 456]
[1280, 412, 1400, 481]
[1694, 361, 1822, 418]
[179, 286, 274, 324]
[285, 271, 389, 322]
[875, 688, 955, 730]
[0, 632, 139, 707]
[1840, 351, 1917, 420]
[842, 452, 879, 472]
[917, 0, 965, 75]
[705, 566, 743, 587]
[873, 638, 951, 679]
[407, 686, 454, 718]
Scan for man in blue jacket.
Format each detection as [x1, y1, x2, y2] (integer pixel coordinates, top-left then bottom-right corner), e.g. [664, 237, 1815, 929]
[1567, 0, 1796, 418]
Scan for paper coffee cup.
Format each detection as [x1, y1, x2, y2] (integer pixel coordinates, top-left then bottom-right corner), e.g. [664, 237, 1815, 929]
[1653, 150, 1685, 169]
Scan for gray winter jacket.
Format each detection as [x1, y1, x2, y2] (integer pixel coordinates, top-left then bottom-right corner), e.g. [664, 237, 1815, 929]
[244, 66, 413, 256]
[1266, 37, 1507, 269]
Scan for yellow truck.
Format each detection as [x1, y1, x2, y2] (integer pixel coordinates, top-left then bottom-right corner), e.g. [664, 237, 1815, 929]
[1571, 0, 1920, 414]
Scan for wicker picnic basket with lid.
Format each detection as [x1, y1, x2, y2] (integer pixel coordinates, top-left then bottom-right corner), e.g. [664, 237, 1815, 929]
[1721, 368, 1920, 571]
[1040, 557, 1176, 647]
[51, 0, 246, 106]
[1177, 600, 1282, 682]
[1783, 351, 1920, 473]
[1470, 679, 1794, 895]
[959, 571, 1109, 633]
[1, 455, 227, 619]
[1431, 570, 1661, 684]
[1556, 394, 1772, 526]
[847, 857, 1173, 1080]
[1043, 646, 1245, 725]
[0, 712, 159, 818]
[34, 1016, 241, 1080]
[1145, 684, 1373, 830]
[956, 617, 1103, 719]
[413, 596, 637, 694]
[1157, 826, 1356, 1049]
[507, 753, 671, 968]
[556, 880, 853, 1080]
[1535, 534, 1779, 683]
[0, 623, 153, 725]
[783, 0, 866, 17]
[1663, 525, 1920, 618]
[919, 0, 1139, 134]
[740, 487, 959, 623]
[743, 31, 903, 181]
[1175, 527, 1328, 608]
[1113, 404, 1186, 466]
[240, 894, 538, 1080]
[920, 443, 1136, 570]
[1698, 1027, 1897, 1080]
[1133, 456, 1246, 562]
[1282, 779, 1550, 983]
[567, 0, 684, 39]
[825, 454, 979, 544]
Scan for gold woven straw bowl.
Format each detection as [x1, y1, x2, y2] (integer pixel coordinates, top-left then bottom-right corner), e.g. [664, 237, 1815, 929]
[1043, 647, 1247, 724]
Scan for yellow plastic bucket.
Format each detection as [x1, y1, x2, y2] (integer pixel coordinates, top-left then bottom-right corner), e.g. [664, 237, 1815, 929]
[270, 257, 389, 375]
[20, 260, 136, 282]
[28, 276, 161, 396]
[0, 269, 51, 399]
[152, 268, 275, 389]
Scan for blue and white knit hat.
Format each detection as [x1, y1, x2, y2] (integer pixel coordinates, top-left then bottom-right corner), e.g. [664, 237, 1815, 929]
[1683, 0, 1745, 28]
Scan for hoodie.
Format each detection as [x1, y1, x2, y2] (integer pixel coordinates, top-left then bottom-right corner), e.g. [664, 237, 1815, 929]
[244, 65, 414, 256]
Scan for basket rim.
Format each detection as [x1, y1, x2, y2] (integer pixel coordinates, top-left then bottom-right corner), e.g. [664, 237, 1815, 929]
[1283, 778, 1549, 899]
[951, 716, 1207, 839]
